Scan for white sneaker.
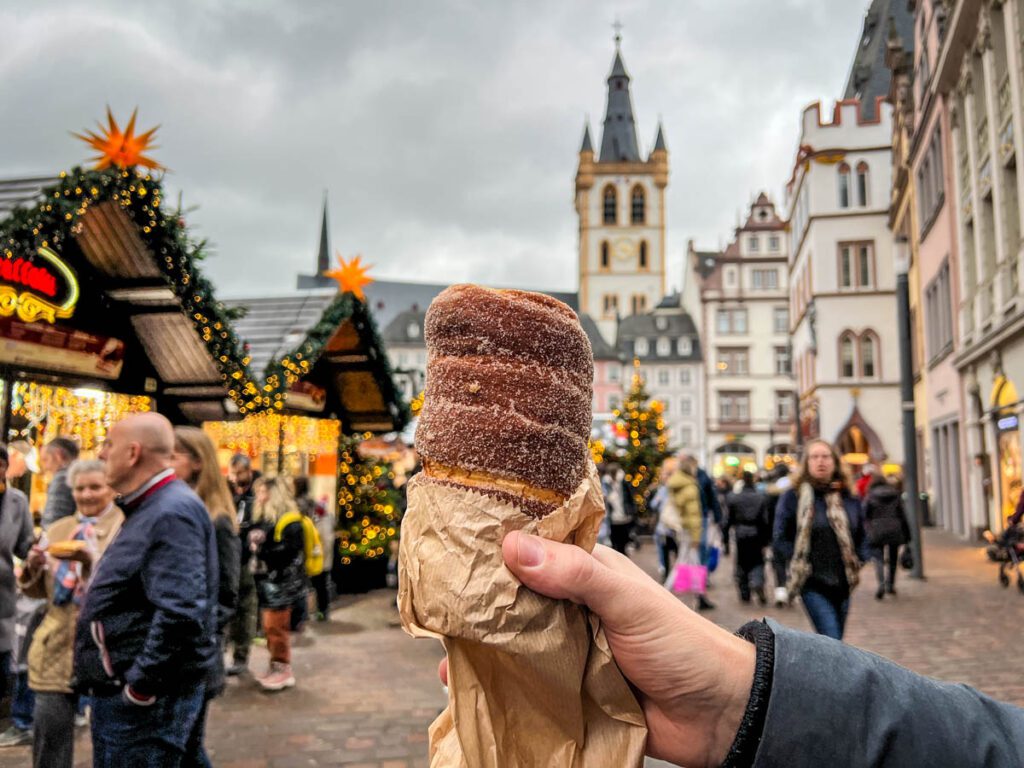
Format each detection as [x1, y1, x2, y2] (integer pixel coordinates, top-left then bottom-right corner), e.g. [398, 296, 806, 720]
[774, 587, 788, 606]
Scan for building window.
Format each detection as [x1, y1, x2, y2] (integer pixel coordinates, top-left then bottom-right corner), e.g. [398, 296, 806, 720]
[861, 332, 878, 378]
[917, 127, 945, 234]
[600, 241, 610, 269]
[680, 367, 691, 385]
[840, 333, 856, 378]
[661, 397, 669, 413]
[838, 162, 851, 208]
[634, 337, 649, 357]
[748, 236, 760, 252]
[680, 426, 693, 446]
[774, 346, 791, 375]
[855, 161, 869, 207]
[775, 391, 794, 423]
[397, 351, 408, 367]
[719, 392, 750, 423]
[925, 260, 954, 362]
[608, 365, 620, 382]
[751, 268, 779, 290]
[602, 294, 619, 317]
[716, 308, 747, 334]
[716, 347, 749, 375]
[631, 185, 645, 224]
[726, 268, 736, 286]
[603, 185, 617, 224]
[773, 307, 789, 333]
[639, 240, 649, 269]
[769, 235, 780, 251]
[681, 397, 692, 416]
[656, 337, 671, 356]
[838, 241, 875, 289]
[678, 337, 692, 356]
[658, 368, 670, 385]
[609, 395, 620, 411]
[631, 294, 647, 315]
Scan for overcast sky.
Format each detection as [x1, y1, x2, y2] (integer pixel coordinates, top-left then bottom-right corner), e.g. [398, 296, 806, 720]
[2, 1, 870, 297]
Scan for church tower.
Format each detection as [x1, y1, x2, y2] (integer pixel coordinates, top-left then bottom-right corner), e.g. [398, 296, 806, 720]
[576, 35, 668, 344]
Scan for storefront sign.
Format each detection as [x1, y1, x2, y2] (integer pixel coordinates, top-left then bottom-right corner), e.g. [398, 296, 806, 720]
[0, 247, 80, 324]
[0, 318, 124, 380]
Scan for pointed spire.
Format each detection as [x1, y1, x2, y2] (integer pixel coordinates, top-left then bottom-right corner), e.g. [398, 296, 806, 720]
[599, 41, 641, 163]
[653, 122, 667, 152]
[580, 122, 594, 153]
[317, 192, 330, 276]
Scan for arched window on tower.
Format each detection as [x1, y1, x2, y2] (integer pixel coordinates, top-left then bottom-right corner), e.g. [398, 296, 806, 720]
[631, 185, 645, 224]
[639, 240, 649, 269]
[855, 161, 870, 206]
[837, 162, 851, 209]
[860, 331, 878, 378]
[600, 241, 610, 270]
[603, 185, 617, 224]
[839, 332, 856, 379]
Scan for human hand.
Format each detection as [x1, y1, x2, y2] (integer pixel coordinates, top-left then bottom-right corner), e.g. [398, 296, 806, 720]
[247, 529, 266, 551]
[25, 545, 46, 572]
[438, 531, 755, 767]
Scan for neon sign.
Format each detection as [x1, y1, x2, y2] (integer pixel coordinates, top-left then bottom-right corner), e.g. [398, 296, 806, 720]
[0, 247, 79, 324]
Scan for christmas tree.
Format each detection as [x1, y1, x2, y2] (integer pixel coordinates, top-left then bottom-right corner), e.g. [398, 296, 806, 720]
[335, 433, 403, 565]
[611, 361, 670, 516]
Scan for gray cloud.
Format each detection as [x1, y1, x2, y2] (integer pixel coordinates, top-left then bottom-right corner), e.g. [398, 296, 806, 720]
[1, 0, 868, 297]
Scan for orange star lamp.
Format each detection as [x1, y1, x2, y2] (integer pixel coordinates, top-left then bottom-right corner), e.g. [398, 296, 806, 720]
[324, 253, 373, 299]
[74, 107, 163, 171]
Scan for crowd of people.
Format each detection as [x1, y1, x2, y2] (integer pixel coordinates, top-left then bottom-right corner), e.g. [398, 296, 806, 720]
[0, 413, 333, 767]
[600, 437, 917, 641]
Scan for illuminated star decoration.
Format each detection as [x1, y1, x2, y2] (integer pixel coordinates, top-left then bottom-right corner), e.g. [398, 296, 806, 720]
[73, 107, 163, 171]
[324, 253, 374, 300]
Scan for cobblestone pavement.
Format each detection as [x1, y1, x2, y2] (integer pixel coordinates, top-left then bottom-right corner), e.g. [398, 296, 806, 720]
[0, 528, 1019, 767]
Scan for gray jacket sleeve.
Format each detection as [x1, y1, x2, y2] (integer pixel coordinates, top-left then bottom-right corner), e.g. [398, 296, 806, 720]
[753, 620, 1024, 766]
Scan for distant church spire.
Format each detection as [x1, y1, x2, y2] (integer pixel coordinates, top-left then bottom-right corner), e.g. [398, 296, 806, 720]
[580, 122, 594, 153]
[317, 192, 330, 275]
[599, 30, 641, 163]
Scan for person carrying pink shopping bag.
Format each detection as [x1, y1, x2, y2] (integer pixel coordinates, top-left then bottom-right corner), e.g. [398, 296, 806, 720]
[665, 455, 714, 610]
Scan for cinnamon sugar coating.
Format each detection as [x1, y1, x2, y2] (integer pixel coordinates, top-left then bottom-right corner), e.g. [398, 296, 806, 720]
[416, 285, 594, 511]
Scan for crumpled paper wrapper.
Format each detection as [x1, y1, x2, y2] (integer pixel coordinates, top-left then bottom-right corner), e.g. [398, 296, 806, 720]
[398, 462, 647, 767]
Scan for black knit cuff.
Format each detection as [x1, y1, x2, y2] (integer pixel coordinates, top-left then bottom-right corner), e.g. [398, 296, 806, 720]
[721, 620, 775, 768]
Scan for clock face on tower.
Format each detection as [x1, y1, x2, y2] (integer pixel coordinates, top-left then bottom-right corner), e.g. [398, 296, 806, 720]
[613, 237, 635, 262]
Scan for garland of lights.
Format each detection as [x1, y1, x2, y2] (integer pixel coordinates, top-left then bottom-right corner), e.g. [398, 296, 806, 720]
[0, 166, 410, 428]
[335, 432, 402, 562]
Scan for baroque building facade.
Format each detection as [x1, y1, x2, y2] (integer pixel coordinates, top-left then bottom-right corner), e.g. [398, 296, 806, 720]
[691, 195, 797, 477]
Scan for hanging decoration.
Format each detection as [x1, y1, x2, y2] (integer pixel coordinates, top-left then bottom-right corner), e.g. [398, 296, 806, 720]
[73, 107, 163, 171]
[324, 253, 373, 299]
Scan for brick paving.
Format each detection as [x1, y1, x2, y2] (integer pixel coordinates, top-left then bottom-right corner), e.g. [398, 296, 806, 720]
[0, 528, 1019, 767]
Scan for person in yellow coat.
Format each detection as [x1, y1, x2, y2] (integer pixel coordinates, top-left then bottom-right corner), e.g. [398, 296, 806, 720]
[666, 456, 714, 610]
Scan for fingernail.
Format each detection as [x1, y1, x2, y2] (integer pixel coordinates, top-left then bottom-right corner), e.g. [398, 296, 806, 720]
[517, 533, 545, 567]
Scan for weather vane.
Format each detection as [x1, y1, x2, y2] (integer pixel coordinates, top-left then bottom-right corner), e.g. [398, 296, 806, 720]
[613, 18, 623, 48]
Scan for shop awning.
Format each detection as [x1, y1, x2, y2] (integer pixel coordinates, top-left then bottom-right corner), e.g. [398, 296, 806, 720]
[227, 292, 409, 434]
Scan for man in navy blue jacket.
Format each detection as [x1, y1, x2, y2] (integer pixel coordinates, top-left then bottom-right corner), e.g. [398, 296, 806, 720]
[75, 413, 218, 767]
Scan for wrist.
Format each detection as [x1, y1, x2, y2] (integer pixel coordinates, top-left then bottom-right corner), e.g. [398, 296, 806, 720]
[707, 633, 757, 765]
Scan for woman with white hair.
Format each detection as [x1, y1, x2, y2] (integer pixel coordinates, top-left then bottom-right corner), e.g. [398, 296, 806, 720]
[19, 459, 123, 768]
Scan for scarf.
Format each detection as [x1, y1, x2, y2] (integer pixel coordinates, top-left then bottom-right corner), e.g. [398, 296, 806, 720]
[52, 517, 98, 607]
[786, 482, 861, 599]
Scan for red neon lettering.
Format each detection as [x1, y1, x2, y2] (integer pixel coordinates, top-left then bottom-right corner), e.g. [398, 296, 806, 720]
[0, 258, 58, 298]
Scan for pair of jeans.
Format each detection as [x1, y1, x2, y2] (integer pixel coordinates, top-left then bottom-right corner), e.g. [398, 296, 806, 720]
[262, 607, 292, 665]
[872, 542, 900, 590]
[32, 692, 76, 768]
[11, 670, 34, 731]
[90, 686, 206, 768]
[229, 567, 258, 664]
[654, 529, 679, 576]
[311, 572, 331, 616]
[800, 587, 851, 640]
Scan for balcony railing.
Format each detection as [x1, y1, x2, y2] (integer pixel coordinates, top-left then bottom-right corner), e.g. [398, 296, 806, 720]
[978, 115, 990, 160]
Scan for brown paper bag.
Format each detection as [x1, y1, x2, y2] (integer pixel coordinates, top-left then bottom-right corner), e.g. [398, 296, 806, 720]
[398, 462, 648, 767]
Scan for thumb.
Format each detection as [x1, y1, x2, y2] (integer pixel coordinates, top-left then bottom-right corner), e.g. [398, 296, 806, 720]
[502, 531, 656, 629]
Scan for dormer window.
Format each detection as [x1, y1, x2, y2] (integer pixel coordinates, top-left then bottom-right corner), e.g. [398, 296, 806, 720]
[655, 316, 668, 331]
[407, 322, 420, 339]
[634, 337, 649, 357]
[678, 337, 692, 355]
[656, 337, 671, 356]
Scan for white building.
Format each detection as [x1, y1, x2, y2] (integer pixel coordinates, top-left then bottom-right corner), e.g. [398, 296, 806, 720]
[786, 98, 903, 467]
[691, 194, 796, 476]
[615, 294, 704, 451]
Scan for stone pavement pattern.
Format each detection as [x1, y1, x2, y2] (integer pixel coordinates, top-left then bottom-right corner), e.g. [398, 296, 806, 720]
[0, 529, 1019, 767]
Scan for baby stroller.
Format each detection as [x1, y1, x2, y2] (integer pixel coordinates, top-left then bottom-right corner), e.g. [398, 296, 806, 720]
[983, 524, 1024, 593]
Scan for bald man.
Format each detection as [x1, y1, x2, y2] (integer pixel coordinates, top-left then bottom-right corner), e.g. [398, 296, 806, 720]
[75, 413, 219, 767]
